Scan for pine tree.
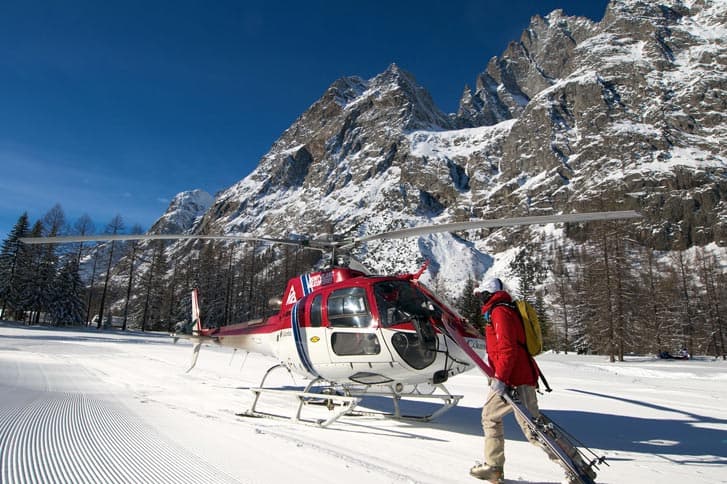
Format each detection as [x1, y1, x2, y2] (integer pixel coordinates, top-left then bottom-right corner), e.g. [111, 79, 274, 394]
[49, 258, 86, 325]
[456, 277, 484, 330]
[509, 240, 548, 301]
[509, 240, 549, 349]
[20, 220, 47, 324]
[0, 213, 30, 319]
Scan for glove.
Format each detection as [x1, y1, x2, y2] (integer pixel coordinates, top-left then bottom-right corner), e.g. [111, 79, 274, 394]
[490, 378, 508, 396]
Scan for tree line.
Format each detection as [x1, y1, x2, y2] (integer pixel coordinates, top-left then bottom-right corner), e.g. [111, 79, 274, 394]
[456, 222, 727, 361]
[0, 206, 320, 332]
[1, 206, 725, 361]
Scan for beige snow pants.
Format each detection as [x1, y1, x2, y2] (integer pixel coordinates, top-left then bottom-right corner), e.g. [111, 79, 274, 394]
[481, 385, 577, 468]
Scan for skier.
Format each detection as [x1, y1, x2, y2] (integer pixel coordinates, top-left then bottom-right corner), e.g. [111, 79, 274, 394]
[469, 278, 595, 484]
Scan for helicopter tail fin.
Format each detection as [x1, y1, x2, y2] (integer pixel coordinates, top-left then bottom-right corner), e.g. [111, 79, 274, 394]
[185, 288, 204, 373]
[191, 288, 202, 334]
[170, 288, 215, 372]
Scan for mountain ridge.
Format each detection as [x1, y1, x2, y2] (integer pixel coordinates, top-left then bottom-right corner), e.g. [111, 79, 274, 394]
[147, 0, 725, 296]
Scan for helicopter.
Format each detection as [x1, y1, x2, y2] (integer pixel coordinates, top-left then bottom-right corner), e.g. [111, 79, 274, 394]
[20, 210, 641, 426]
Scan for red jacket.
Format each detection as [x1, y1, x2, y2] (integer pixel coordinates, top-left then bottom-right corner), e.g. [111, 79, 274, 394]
[482, 291, 538, 387]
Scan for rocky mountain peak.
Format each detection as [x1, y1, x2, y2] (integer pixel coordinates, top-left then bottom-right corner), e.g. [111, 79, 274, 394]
[455, 8, 600, 129]
[149, 0, 725, 298]
[149, 189, 213, 235]
[196, 63, 458, 237]
[361, 63, 454, 131]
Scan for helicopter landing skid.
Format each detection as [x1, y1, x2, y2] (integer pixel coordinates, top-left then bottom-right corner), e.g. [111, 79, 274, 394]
[238, 367, 362, 427]
[345, 384, 463, 422]
[240, 387, 362, 427]
[238, 365, 462, 426]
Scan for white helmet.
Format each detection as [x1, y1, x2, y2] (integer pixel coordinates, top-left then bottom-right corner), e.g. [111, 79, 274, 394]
[474, 277, 504, 297]
[482, 277, 504, 294]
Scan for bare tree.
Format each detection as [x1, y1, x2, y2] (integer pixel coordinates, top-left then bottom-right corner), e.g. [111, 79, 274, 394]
[136, 240, 169, 331]
[72, 214, 95, 267]
[671, 250, 695, 355]
[695, 248, 726, 359]
[121, 224, 144, 330]
[549, 244, 573, 353]
[635, 246, 671, 354]
[97, 215, 124, 329]
[85, 248, 100, 325]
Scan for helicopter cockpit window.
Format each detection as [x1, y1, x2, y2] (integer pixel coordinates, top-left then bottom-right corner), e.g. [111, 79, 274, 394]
[327, 287, 371, 328]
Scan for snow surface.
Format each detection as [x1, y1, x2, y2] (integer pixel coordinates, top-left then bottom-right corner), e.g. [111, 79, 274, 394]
[1, 322, 725, 484]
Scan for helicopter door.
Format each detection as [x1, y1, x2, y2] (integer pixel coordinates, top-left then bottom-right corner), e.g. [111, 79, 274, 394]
[373, 280, 438, 370]
[322, 287, 392, 363]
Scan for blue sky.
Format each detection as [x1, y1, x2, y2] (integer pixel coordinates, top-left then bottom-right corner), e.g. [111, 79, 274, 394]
[0, 0, 609, 239]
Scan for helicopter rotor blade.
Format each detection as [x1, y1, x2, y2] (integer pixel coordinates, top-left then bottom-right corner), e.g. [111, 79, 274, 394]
[18, 233, 326, 250]
[18, 210, 641, 250]
[341, 210, 642, 248]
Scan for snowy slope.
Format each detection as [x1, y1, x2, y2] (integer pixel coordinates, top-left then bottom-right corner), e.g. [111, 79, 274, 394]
[1, 322, 725, 484]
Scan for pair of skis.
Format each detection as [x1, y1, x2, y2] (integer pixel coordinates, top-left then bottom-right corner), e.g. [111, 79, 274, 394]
[441, 320, 602, 484]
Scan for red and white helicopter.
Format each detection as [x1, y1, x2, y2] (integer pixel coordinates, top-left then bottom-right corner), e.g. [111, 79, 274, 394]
[21, 210, 640, 426]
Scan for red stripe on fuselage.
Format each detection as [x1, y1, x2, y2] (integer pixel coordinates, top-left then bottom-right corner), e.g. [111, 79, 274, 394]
[197, 314, 288, 337]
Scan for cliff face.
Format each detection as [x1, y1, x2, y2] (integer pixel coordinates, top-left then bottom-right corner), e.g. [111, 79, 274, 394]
[456, 0, 726, 249]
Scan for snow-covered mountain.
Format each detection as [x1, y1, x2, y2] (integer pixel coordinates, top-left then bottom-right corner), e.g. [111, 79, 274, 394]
[149, 0, 725, 295]
[149, 189, 214, 235]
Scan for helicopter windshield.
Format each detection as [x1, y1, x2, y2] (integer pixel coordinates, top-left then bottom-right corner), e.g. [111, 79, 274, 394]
[374, 280, 439, 327]
[374, 280, 440, 370]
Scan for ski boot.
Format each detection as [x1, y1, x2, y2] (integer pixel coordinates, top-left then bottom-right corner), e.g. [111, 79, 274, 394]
[469, 463, 504, 483]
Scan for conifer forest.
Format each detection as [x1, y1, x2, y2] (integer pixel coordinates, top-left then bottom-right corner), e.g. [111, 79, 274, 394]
[1, 205, 725, 363]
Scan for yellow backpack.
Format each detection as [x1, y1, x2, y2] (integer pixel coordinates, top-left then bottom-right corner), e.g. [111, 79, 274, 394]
[513, 299, 543, 356]
[494, 300, 543, 356]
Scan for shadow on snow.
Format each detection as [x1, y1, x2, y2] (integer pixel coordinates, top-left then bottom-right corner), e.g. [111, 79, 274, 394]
[248, 385, 727, 465]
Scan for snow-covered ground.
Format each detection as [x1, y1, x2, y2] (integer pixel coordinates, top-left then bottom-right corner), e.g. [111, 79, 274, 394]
[1, 322, 725, 484]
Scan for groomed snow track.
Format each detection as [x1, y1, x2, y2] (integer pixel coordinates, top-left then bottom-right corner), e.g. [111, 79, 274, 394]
[0, 385, 238, 484]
